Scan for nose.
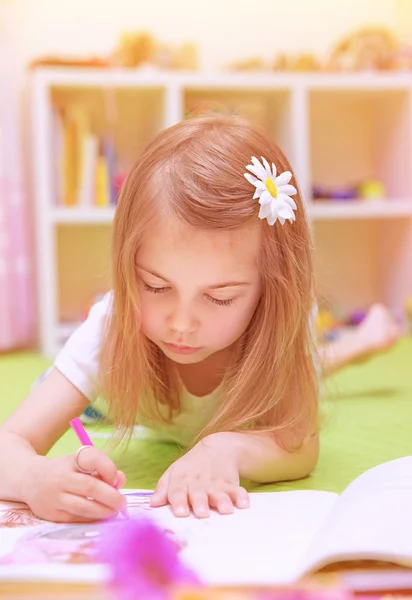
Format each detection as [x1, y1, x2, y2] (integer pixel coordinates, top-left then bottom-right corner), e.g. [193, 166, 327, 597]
[167, 304, 197, 336]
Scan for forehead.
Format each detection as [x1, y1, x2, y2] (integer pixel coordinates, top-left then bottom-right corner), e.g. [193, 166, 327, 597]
[138, 215, 261, 281]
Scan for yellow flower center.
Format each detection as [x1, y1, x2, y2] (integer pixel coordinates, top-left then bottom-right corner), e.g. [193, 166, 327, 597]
[265, 178, 278, 198]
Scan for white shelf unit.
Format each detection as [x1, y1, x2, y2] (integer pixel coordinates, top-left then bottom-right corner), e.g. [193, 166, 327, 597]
[31, 69, 412, 357]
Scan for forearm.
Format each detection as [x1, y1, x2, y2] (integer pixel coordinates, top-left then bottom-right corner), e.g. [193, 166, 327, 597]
[200, 430, 319, 484]
[0, 430, 47, 502]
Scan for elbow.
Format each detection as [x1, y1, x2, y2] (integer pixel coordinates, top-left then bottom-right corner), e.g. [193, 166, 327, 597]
[290, 432, 319, 480]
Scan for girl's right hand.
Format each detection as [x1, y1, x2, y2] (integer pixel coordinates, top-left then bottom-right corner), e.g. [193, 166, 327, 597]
[21, 447, 127, 523]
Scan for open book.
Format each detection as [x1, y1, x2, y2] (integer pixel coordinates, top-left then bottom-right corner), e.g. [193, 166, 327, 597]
[0, 456, 411, 587]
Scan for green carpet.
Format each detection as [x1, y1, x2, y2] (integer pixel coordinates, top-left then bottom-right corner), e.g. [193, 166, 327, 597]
[0, 339, 411, 494]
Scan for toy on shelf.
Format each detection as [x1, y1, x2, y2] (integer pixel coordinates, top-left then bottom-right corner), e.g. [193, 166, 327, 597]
[357, 180, 386, 200]
[316, 306, 372, 342]
[326, 27, 398, 72]
[316, 309, 340, 340]
[29, 31, 198, 72]
[312, 180, 386, 202]
[273, 52, 321, 72]
[113, 31, 198, 71]
[226, 27, 412, 73]
[312, 185, 357, 202]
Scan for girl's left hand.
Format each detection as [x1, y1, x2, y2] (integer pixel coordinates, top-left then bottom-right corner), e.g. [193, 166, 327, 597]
[150, 438, 249, 518]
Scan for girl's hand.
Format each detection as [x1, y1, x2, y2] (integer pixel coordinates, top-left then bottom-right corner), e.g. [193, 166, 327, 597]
[21, 447, 127, 523]
[150, 438, 249, 518]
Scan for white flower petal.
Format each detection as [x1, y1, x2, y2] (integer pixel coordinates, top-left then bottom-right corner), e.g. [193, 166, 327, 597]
[278, 216, 286, 225]
[251, 156, 270, 181]
[278, 193, 297, 210]
[267, 214, 278, 226]
[246, 164, 264, 180]
[253, 188, 263, 200]
[259, 203, 272, 220]
[278, 205, 294, 220]
[258, 190, 272, 206]
[271, 163, 277, 178]
[275, 171, 292, 186]
[244, 173, 259, 186]
[261, 156, 271, 173]
[278, 184, 297, 196]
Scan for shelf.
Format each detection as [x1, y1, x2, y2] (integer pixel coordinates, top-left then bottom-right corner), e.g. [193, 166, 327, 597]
[51, 207, 116, 224]
[309, 200, 412, 220]
[33, 68, 412, 91]
[32, 68, 412, 356]
[51, 202, 412, 224]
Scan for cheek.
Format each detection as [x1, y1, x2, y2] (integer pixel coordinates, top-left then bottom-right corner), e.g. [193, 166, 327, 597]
[205, 301, 258, 345]
[139, 297, 165, 337]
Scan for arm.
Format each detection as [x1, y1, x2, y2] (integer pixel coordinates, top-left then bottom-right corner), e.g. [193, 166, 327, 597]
[201, 430, 319, 484]
[0, 368, 89, 501]
[0, 368, 126, 521]
[151, 428, 318, 517]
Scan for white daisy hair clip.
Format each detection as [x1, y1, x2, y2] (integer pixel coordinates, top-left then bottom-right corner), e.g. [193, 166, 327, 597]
[244, 156, 297, 226]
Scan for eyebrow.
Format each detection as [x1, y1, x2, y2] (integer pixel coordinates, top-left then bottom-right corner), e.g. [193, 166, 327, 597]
[137, 266, 251, 289]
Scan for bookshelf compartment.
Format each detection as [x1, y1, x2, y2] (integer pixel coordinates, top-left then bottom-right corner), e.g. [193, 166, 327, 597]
[309, 89, 412, 202]
[56, 225, 111, 325]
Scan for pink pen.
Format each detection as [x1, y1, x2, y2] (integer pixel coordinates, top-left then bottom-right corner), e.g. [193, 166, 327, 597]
[69, 417, 94, 446]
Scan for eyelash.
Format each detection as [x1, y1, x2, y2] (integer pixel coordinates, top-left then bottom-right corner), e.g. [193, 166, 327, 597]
[143, 283, 236, 307]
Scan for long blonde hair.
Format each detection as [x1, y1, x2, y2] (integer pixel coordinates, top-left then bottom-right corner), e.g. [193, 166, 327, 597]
[100, 115, 318, 449]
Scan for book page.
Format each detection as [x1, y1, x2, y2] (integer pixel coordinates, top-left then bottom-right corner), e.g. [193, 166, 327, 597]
[0, 490, 337, 586]
[299, 456, 412, 576]
[179, 491, 337, 585]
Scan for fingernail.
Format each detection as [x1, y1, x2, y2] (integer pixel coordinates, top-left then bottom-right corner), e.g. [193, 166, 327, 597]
[197, 506, 208, 516]
[175, 506, 188, 517]
[241, 498, 249, 508]
[120, 505, 129, 519]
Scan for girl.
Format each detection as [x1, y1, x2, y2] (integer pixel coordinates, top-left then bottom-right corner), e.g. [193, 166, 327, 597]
[0, 116, 319, 522]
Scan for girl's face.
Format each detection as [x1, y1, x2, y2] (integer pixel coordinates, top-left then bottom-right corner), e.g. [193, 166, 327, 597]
[137, 215, 262, 365]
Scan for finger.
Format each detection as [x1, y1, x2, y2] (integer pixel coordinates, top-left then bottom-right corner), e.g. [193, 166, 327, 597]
[150, 473, 169, 507]
[73, 448, 118, 488]
[188, 489, 210, 518]
[168, 484, 190, 517]
[233, 486, 250, 509]
[65, 472, 127, 514]
[58, 492, 119, 521]
[115, 471, 127, 489]
[209, 491, 234, 515]
[224, 485, 250, 509]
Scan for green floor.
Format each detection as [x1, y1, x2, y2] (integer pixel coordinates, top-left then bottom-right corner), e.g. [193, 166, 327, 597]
[0, 339, 411, 493]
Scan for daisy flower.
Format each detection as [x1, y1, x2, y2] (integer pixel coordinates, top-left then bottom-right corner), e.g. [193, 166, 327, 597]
[99, 517, 199, 600]
[244, 156, 298, 225]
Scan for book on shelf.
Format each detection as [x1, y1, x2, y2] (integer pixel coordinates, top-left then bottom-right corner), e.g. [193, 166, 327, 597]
[52, 105, 121, 209]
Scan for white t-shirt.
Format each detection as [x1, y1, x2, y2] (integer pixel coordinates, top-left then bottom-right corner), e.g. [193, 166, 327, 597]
[54, 293, 220, 446]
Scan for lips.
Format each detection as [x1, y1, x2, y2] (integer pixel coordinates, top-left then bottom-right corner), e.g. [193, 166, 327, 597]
[163, 342, 202, 355]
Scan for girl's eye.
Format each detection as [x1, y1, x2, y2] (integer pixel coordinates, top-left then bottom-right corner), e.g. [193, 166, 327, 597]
[207, 296, 236, 307]
[143, 283, 169, 294]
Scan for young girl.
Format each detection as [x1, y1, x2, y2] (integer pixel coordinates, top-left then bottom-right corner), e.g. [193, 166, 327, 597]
[0, 115, 319, 523]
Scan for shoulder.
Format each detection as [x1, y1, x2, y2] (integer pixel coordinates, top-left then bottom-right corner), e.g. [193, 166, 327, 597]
[53, 292, 113, 400]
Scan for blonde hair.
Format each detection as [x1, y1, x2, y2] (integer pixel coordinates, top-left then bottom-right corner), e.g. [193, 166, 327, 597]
[100, 115, 318, 450]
